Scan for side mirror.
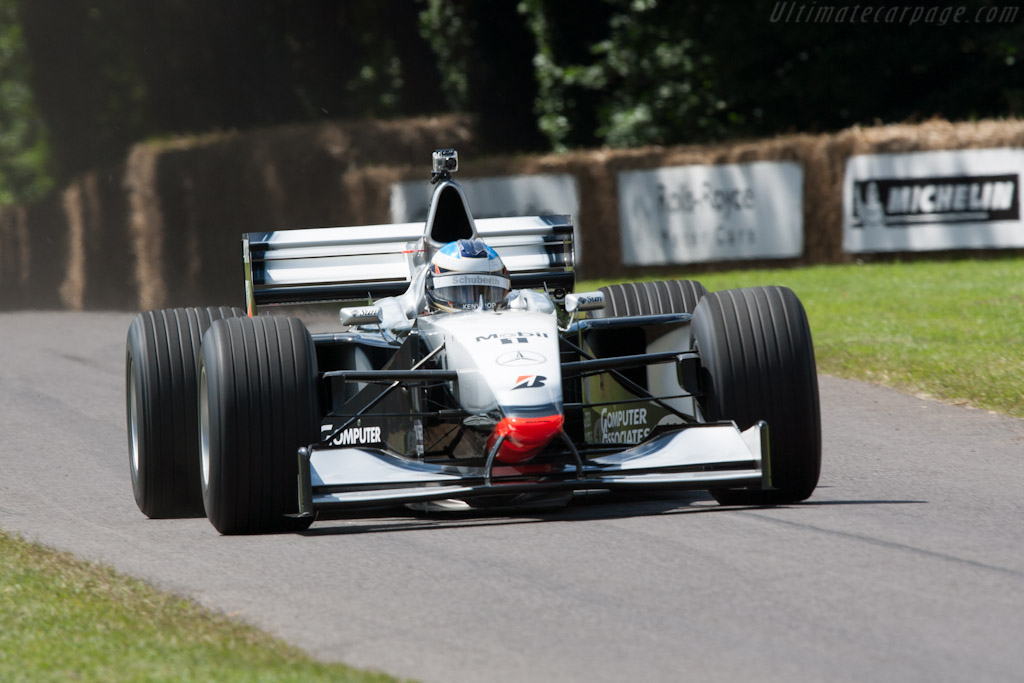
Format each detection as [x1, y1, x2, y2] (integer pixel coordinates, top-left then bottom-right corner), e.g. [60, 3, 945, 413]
[339, 306, 383, 326]
[564, 291, 605, 314]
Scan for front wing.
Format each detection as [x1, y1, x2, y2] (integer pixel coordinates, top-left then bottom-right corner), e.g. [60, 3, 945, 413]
[294, 421, 770, 514]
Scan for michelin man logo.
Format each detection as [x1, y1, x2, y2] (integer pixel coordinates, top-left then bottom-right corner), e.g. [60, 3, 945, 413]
[854, 181, 886, 229]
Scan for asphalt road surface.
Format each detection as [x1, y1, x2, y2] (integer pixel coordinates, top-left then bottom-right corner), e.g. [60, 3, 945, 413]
[2, 311, 1023, 683]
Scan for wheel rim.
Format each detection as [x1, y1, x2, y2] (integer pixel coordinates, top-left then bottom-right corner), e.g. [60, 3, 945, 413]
[127, 353, 141, 486]
[199, 363, 211, 493]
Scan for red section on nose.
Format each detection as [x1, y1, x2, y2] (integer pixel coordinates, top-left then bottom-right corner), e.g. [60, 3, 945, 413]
[487, 414, 564, 464]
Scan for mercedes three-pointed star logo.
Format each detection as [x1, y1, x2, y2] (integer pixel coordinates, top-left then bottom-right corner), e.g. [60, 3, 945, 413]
[495, 349, 546, 367]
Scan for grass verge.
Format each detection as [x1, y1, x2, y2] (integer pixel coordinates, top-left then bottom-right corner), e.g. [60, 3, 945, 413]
[582, 256, 1024, 419]
[0, 529, 407, 683]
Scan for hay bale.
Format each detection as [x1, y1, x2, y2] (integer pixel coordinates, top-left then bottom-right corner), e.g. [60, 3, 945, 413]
[0, 206, 31, 307]
[7, 115, 1024, 310]
[124, 115, 476, 307]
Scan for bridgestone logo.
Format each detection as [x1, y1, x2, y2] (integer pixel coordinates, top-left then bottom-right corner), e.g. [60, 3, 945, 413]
[852, 174, 1020, 228]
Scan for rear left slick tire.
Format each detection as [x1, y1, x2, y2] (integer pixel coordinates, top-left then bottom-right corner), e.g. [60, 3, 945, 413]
[126, 307, 243, 518]
[199, 315, 318, 534]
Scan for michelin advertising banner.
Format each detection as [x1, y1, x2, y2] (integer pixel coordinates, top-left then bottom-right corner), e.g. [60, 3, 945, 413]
[843, 148, 1024, 253]
[390, 173, 581, 256]
[617, 161, 804, 266]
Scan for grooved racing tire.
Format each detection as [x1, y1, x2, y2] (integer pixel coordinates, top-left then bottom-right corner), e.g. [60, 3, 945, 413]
[126, 306, 244, 518]
[691, 287, 821, 505]
[199, 316, 318, 535]
[592, 280, 709, 318]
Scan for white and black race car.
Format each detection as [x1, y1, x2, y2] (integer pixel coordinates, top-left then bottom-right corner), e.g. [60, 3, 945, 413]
[126, 149, 821, 534]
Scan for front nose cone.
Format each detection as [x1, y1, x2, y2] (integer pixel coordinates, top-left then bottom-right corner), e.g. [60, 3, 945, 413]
[487, 414, 564, 464]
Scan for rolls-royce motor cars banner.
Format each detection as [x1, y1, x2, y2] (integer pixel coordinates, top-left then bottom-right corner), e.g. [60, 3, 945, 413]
[617, 161, 804, 266]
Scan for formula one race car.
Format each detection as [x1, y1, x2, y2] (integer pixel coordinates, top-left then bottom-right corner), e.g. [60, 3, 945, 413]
[126, 149, 821, 534]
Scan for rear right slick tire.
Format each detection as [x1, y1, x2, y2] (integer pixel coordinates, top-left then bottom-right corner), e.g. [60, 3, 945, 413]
[126, 306, 243, 518]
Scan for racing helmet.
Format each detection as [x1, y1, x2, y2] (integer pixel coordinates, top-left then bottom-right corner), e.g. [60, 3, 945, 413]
[425, 239, 510, 313]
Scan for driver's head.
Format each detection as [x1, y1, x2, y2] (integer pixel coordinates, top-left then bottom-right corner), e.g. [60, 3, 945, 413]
[425, 238, 510, 313]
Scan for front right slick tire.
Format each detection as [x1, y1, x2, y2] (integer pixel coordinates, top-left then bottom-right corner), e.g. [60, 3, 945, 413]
[199, 315, 318, 535]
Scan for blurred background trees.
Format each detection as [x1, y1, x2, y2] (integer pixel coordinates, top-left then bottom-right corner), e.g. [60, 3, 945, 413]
[1, 0, 1021, 203]
[0, 0, 52, 203]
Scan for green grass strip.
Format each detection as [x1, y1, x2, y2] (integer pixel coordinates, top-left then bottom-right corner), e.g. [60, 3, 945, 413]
[0, 530, 408, 683]
[582, 256, 1024, 419]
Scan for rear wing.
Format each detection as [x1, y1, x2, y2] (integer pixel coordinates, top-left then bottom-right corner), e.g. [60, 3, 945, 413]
[243, 215, 575, 314]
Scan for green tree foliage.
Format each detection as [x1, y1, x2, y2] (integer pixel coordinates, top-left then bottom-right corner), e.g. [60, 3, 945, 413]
[520, 0, 728, 150]
[689, 0, 1024, 138]
[419, 0, 546, 151]
[15, 0, 446, 184]
[519, 0, 1024, 149]
[4, 0, 1023, 203]
[0, 0, 52, 204]
[419, 0, 472, 110]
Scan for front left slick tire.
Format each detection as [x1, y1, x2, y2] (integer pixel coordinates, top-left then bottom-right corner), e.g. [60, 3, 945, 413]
[691, 286, 821, 505]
